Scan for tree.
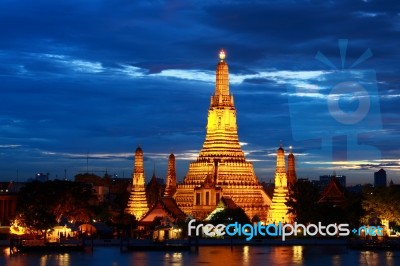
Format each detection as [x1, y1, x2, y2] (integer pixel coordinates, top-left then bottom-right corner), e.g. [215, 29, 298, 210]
[52, 180, 95, 222]
[17, 181, 58, 238]
[208, 207, 250, 225]
[362, 186, 400, 225]
[341, 191, 363, 227]
[287, 180, 364, 225]
[286, 180, 321, 224]
[16, 180, 96, 237]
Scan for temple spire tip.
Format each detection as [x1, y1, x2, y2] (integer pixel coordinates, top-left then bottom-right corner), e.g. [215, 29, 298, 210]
[219, 49, 226, 61]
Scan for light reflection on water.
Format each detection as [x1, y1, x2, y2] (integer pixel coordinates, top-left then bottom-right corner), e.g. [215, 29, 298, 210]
[1, 246, 400, 266]
[163, 252, 183, 266]
[359, 250, 398, 266]
[242, 245, 249, 265]
[293, 245, 303, 264]
[40, 253, 70, 266]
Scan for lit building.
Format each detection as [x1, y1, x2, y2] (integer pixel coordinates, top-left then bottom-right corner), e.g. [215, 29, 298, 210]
[139, 197, 186, 229]
[125, 146, 149, 220]
[173, 50, 271, 220]
[267, 145, 292, 224]
[374, 168, 387, 188]
[138, 153, 185, 231]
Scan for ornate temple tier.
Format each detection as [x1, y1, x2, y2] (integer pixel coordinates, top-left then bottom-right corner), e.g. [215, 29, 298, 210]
[267, 187, 290, 223]
[174, 50, 271, 220]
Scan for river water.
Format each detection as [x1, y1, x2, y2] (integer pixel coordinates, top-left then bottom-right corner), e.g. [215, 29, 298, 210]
[1, 245, 399, 266]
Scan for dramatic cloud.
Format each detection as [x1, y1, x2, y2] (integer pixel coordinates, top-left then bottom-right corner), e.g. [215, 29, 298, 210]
[0, 0, 399, 184]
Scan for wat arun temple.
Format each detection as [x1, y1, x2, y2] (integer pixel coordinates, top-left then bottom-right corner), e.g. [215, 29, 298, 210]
[126, 50, 296, 224]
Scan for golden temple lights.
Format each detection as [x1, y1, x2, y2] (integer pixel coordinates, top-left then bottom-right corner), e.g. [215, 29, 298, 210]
[173, 50, 271, 220]
[267, 145, 295, 224]
[125, 146, 149, 220]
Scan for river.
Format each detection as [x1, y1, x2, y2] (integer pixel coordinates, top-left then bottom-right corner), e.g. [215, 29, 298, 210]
[1, 245, 400, 266]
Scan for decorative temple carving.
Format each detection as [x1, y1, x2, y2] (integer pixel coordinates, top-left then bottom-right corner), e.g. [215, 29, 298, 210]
[173, 50, 272, 221]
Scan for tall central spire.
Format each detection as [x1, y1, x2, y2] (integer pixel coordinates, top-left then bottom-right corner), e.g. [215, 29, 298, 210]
[174, 50, 271, 221]
[199, 49, 243, 159]
[215, 49, 229, 96]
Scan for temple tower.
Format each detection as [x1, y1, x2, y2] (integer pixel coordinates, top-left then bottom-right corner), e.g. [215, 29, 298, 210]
[287, 147, 297, 188]
[125, 146, 149, 220]
[267, 145, 291, 224]
[174, 50, 271, 220]
[146, 167, 163, 208]
[164, 153, 177, 197]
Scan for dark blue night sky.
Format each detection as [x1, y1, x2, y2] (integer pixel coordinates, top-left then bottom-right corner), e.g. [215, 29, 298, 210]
[0, 0, 399, 185]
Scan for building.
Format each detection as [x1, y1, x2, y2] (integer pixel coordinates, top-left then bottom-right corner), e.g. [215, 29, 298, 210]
[164, 153, 177, 197]
[74, 173, 110, 204]
[35, 173, 49, 182]
[139, 197, 186, 228]
[125, 146, 149, 220]
[286, 147, 297, 189]
[319, 175, 346, 190]
[374, 168, 387, 188]
[267, 145, 292, 224]
[318, 176, 345, 206]
[145, 170, 164, 208]
[139, 153, 185, 230]
[173, 50, 271, 221]
[0, 192, 17, 226]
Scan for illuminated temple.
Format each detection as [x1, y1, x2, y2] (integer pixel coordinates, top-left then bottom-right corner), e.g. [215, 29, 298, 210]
[125, 146, 149, 220]
[173, 50, 272, 220]
[267, 145, 296, 223]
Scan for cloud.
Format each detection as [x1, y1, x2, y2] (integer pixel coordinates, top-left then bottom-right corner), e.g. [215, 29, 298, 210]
[41, 151, 133, 160]
[0, 145, 22, 148]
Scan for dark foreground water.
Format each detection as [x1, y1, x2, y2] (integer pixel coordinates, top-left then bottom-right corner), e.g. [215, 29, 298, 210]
[1, 246, 400, 266]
